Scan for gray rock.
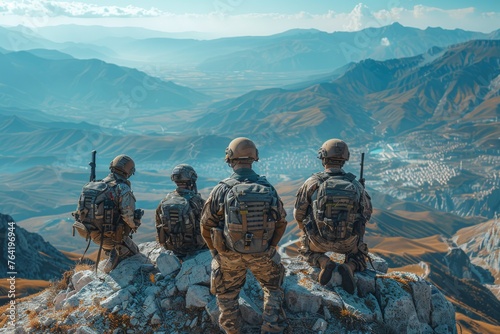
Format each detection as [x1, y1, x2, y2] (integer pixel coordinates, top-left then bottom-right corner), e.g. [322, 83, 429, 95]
[72, 270, 95, 292]
[76, 326, 98, 334]
[430, 286, 456, 332]
[411, 280, 432, 324]
[40, 316, 56, 327]
[175, 251, 211, 292]
[156, 252, 181, 276]
[185, 285, 212, 308]
[406, 314, 434, 334]
[150, 313, 161, 325]
[107, 253, 150, 287]
[53, 291, 68, 311]
[376, 275, 419, 334]
[143, 293, 159, 317]
[369, 253, 389, 273]
[100, 289, 132, 311]
[138, 241, 167, 263]
[312, 318, 327, 331]
[284, 276, 322, 313]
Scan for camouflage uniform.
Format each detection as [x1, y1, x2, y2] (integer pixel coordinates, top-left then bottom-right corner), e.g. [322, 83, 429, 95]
[155, 187, 206, 258]
[294, 167, 372, 272]
[201, 168, 288, 334]
[87, 173, 140, 270]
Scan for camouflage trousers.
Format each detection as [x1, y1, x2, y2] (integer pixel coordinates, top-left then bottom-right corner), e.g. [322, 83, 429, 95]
[298, 233, 369, 272]
[90, 230, 138, 256]
[211, 248, 286, 334]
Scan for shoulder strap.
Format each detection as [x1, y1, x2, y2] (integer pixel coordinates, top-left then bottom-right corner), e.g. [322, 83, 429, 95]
[255, 175, 271, 185]
[314, 171, 331, 184]
[344, 172, 356, 181]
[220, 178, 240, 188]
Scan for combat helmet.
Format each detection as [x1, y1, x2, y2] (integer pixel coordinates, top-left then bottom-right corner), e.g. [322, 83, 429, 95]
[109, 154, 135, 178]
[171, 164, 198, 183]
[171, 164, 198, 192]
[317, 139, 350, 161]
[225, 137, 259, 163]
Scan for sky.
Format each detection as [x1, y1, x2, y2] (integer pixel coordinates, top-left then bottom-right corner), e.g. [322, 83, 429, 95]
[1, 0, 499, 37]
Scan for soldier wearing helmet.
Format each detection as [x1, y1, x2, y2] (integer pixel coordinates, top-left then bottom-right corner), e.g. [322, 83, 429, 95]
[94, 155, 142, 273]
[294, 139, 372, 294]
[155, 164, 206, 258]
[201, 137, 288, 334]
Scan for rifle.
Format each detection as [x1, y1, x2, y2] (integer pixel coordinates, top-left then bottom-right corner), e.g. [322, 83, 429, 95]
[89, 150, 96, 182]
[359, 152, 365, 188]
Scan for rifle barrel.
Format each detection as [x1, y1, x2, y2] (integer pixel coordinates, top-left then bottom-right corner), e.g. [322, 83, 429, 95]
[89, 150, 96, 182]
[359, 152, 365, 188]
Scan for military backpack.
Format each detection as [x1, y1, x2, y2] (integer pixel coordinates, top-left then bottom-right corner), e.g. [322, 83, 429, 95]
[73, 179, 120, 240]
[312, 171, 361, 241]
[221, 177, 280, 254]
[157, 191, 199, 248]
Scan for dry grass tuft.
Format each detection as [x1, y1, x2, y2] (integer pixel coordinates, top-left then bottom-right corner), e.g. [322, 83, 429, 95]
[28, 317, 42, 330]
[74, 263, 93, 272]
[334, 306, 366, 331]
[54, 270, 73, 291]
[107, 312, 132, 330]
[377, 273, 417, 294]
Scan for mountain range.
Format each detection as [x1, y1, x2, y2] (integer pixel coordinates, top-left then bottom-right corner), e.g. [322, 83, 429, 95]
[2, 23, 499, 72]
[0, 49, 208, 115]
[0, 21, 499, 332]
[198, 39, 500, 146]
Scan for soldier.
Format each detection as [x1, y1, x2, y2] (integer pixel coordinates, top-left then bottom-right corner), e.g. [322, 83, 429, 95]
[73, 154, 143, 274]
[294, 139, 372, 294]
[201, 137, 288, 334]
[155, 164, 206, 258]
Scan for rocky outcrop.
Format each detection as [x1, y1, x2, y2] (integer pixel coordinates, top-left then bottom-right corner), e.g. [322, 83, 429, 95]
[2, 241, 457, 333]
[0, 213, 73, 280]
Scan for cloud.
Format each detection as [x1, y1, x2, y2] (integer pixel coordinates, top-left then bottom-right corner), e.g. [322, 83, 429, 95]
[0, 0, 163, 18]
[342, 3, 375, 31]
[380, 37, 390, 46]
[0, 1, 498, 36]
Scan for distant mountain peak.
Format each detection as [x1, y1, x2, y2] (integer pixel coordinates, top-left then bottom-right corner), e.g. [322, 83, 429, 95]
[274, 28, 324, 37]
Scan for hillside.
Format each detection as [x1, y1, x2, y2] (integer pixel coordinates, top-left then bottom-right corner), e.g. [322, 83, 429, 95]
[195, 40, 500, 145]
[0, 50, 209, 114]
[0, 214, 73, 280]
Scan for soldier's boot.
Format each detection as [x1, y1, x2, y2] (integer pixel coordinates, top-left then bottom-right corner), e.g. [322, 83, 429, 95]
[123, 236, 139, 256]
[102, 248, 120, 274]
[338, 261, 357, 294]
[317, 256, 336, 286]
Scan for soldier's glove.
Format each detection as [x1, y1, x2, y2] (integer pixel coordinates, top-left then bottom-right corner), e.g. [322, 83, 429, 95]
[134, 209, 144, 220]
